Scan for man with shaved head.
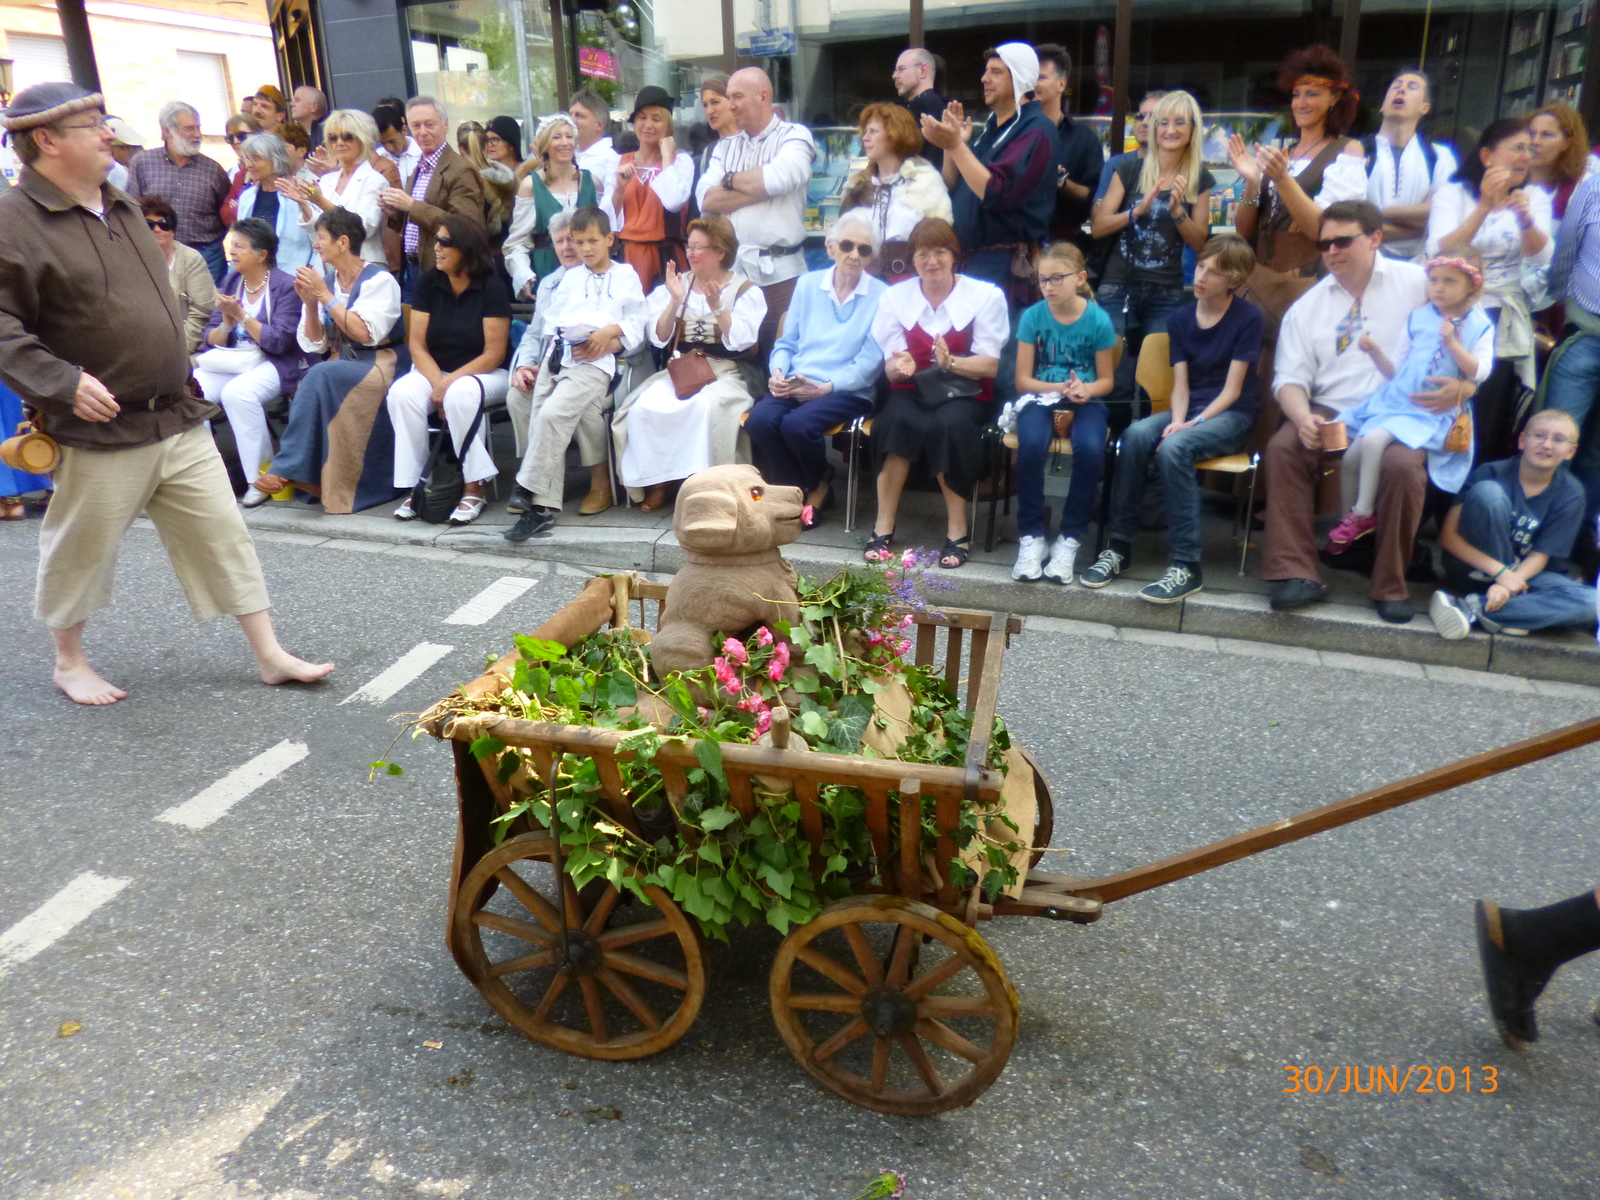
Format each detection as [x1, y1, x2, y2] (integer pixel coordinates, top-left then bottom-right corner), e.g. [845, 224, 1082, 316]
[892, 46, 945, 169]
[695, 66, 816, 360]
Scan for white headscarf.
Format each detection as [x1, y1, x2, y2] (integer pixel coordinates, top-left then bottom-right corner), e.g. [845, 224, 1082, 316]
[994, 43, 1040, 114]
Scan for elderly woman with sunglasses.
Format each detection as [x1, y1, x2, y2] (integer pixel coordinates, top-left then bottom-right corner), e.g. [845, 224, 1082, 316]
[277, 109, 387, 267]
[235, 132, 315, 272]
[744, 213, 886, 526]
[141, 193, 215, 353]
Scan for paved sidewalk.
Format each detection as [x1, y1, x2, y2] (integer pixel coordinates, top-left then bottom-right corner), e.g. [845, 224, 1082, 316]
[241, 461, 1600, 687]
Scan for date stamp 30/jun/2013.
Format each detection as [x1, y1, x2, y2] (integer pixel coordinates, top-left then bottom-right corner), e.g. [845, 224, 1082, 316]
[1283, 1065, 1499, 1095]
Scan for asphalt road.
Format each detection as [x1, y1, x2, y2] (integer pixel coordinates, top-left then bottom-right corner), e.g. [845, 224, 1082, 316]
[2, 520, 1599, 1200]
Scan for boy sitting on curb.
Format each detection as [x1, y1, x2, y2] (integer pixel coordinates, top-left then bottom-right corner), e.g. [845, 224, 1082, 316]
[1431, 409, 1598, 638]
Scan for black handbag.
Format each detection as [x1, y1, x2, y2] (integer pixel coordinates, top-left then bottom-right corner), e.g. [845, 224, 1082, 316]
[410, 379, 486, 524]
[910, 365, 983, 411]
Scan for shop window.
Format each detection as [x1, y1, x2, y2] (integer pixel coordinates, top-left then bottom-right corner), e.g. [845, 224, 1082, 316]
[403, 0, 563, 130]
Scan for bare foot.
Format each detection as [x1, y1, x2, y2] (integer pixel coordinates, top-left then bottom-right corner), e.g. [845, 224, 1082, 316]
[259, 653, 336, 686]
[54, 663, 128, 705]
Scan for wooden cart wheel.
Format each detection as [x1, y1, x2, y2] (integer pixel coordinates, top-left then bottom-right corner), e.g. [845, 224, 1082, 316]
[1018, 746, 1055, 868]
[769, 895, 1019, 1116]
[452, 832, 707, 1061]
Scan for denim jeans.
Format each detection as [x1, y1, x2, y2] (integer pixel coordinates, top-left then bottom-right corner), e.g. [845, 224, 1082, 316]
[1443, 478, 1599, 631]
[190, 238, 226, 284]
[1105, 408, 1255, 564]
[744, 388, 874, 491]
[1542, 330, 1600, 523]
[1015, 399, 1107, 541]
[1094, 281, 1189, 411]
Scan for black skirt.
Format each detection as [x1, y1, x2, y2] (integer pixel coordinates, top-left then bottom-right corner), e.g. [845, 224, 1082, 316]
[871, 389, 988, 499]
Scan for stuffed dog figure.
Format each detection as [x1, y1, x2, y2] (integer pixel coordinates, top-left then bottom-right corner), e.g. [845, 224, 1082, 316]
[650, 464, 804, 678]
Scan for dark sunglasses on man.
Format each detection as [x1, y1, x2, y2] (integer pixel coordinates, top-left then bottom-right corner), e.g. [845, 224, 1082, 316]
[145, 216, 175, 232]
[1317, 235, 1359, 252]
[835, 238, 873, 260]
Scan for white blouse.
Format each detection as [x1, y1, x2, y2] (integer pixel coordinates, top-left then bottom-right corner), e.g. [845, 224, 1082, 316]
[646, 273, 766, 354]
[302, 160, 387, 266]
[870, 274, 1011, 361]
[1425, 181, 1555, 294]
[1279, 145, 1369, 207]
[297, 267, 402, 354]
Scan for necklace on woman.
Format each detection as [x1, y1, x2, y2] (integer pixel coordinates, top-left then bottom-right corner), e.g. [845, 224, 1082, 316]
[1290, 134, 1331, 163]
[242, 276, 267, 297]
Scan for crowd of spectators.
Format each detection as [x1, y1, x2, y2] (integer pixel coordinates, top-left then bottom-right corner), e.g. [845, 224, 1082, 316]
[5, 46, 1598, 646]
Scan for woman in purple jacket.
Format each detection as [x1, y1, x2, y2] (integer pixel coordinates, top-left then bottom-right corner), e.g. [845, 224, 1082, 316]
[195, 218, 314, 484]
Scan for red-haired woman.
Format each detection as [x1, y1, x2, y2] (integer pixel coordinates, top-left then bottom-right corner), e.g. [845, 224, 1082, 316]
[838, 102, 952, 281]
[1228, 45, 1368, 328]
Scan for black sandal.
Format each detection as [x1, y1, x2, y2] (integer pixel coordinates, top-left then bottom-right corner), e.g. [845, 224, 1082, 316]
[938, 535, 971, 570]
[863, 530, 895, 562]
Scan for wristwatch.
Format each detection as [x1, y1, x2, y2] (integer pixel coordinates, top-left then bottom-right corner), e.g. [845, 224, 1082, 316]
[721, 171, 735, 192]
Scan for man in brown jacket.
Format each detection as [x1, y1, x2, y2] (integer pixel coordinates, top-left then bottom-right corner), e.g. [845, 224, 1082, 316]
[0, 82, 333, 705]
[379, 95, 484, 301]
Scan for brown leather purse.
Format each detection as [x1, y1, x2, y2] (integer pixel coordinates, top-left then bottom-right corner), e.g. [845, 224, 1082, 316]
[665, 288, 719, 400]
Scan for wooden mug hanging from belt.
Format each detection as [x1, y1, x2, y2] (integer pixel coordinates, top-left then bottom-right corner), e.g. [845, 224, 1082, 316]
[1, 418, 61, 475]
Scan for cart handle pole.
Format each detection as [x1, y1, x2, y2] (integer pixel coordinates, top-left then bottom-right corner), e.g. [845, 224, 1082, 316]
[1071, 713, 1600, 906]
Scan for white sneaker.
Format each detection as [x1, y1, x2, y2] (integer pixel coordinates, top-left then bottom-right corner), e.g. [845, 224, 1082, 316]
[1429, 590, 1473, 640]
[1042, 536, 1080, 584]
[1012, 534, 1046, 581]
[240, 486, 271, 509]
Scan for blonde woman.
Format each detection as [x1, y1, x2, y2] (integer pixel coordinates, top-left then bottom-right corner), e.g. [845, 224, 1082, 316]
[458, 120, 516, 235]
[1090, 88, 1214, 405]
[503, 113, 599, 298]
[278, 109, 387, 266]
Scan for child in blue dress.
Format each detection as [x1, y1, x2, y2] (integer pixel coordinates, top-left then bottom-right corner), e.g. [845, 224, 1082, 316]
[1327, 250, 1496, 549]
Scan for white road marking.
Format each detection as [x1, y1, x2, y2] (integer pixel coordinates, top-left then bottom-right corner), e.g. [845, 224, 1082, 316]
[340, 642, 455, 705]
[155, 739, 311, 830]
[443, 575, 538, 625]
[0, 872, 130, 978]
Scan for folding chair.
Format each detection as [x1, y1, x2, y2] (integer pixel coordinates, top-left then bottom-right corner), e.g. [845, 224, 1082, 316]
[1132, 332, 1261, 575]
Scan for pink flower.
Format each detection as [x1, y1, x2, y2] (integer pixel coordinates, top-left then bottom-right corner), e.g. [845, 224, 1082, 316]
[767, 641, 790, 682]
[753, 708, 773, 737]
[721, 637, 748, 664]
[755, 626, 774, 647]
[901, 548, 918, 568]
[801, 504, 815, 526]
[696, 706, 710, 720]
[737, 692, 770, 720]
[898, 613, 914, 630]
[713, 656, 743, 695]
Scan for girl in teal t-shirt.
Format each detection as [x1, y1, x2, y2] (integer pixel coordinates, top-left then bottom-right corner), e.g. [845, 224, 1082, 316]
[1009, 242, 1118, 584]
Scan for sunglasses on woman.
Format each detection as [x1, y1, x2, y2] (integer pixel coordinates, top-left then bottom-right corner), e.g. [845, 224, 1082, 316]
[326, 131, 357, 143]
[434, 236, 455, 248]
[145, 216, 175, 232]
[225, 132, 248, 145]
[835, 239, 873, 259]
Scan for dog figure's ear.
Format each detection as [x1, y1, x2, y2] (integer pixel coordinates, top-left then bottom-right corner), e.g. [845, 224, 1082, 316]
[677, 489, 741, 550]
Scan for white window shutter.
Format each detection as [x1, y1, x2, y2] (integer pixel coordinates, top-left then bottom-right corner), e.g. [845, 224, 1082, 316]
[175, 50, 232, 137]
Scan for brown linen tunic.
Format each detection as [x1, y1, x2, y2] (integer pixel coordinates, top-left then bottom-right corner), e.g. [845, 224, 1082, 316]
[0, 168, 212, 450]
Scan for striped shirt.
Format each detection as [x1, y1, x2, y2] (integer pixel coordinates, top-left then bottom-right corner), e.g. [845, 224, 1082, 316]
[126, 146, 229, 246]
[403, 144, 446, 255]
[1550, 171, 1600, 316]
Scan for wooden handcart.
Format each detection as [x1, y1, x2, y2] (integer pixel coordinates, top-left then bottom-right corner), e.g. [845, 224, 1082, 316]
[430, 573, 1600, 1117]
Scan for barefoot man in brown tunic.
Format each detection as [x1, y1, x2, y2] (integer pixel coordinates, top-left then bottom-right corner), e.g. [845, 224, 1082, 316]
[0, 83, 333, 704]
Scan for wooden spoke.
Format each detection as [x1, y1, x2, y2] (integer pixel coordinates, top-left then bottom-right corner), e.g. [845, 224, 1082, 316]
[495, 868, 563, 932]
[918, 995, 998, 1019]
[870, 1037, 891, 1092]
[472, 910, 554, 945]
[916, 1018, 985, 1063]
[795, 946, 868, 996]
[582, 885, 622, 935]
[885, 924, 917, 987]
[598, 968, 661, 1031]
[786, 993, 861, 1013]
[842, 923, 884, 988]
[487, 948, 555, 977]
[814, 1018, 870, 1062]
[533, 972, 570, 1022]
[899, 1034, 946, 1096]
[603, 950, 688, 990]
[769, 896, 1019, 1116]
[901, 954, 966, 1001]
[452, 835, 706, 1062]
[597, 917, 671, 950]
[579, 976, 610, 1044]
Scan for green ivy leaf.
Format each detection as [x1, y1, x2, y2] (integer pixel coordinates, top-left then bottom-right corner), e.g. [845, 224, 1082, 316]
[698, 805, 739, 832]
[468, 735, 505, 760]
[693, 738, 726, 786]
[496, 752, 520, 785]
[607, 671, 638, 708]
[757, 862, 794, 898]
[827, 693, 872, 754]
[805, 641, 841, 678]
[513, 635, 567, 662]
[799, 709, 830, 740]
